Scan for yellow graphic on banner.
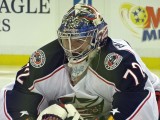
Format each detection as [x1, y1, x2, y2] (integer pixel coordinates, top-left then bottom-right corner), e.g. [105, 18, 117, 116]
[129, 6, 148, 27]
[120, 3, 160, 41]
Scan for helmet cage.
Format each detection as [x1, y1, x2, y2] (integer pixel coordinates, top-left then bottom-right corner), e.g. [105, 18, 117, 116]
[58, 28, 98, 62]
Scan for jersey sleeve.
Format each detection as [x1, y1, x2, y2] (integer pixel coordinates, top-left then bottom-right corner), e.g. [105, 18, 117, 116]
[115, 53, 148, 91]
[3, 61, 44, 119]
[3, 40, 67, 119]
[111, 53, 157, 119]
[14, 40, 66, 90]
[5, 89, 43, 119]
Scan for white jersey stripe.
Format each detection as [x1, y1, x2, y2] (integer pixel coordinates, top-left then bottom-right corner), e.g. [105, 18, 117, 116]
[89, 67, 120, 92]
[29, 65, 65, 91]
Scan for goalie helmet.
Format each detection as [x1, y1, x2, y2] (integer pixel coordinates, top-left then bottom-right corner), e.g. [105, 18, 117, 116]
[57, 3, 108, 63]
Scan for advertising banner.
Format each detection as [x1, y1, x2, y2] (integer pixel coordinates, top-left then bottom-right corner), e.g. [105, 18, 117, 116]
[0, 0, 159, 58]
[107, 0, 160, 57]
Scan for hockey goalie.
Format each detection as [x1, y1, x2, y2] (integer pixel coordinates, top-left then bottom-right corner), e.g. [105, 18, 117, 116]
[0, 3, 160, 120]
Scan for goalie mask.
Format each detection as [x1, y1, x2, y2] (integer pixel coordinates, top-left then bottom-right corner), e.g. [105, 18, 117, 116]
[57, 3, 108, 79]
[58, 3, 108, 63]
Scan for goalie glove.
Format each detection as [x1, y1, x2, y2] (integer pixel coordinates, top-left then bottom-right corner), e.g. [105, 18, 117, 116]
[37, 104, 83, 120]
[37, 104, 67, 120]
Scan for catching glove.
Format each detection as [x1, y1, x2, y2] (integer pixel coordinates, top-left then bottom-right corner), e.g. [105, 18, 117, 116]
[37, 103, 67, 120]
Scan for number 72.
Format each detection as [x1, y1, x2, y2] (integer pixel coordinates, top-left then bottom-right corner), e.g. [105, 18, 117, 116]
[123, 62, 146, 86]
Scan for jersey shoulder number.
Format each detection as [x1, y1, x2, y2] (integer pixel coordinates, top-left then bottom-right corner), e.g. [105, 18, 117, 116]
[112, 39, 132, 52]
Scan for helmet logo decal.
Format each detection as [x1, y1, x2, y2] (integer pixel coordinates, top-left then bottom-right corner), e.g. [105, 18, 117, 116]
[62, 6, 97, 31]
[30, 50, 46, 68]
[104, 52, 123, 70]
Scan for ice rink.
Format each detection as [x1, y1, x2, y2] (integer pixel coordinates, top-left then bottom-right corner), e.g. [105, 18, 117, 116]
[0, 65, 160, 89]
